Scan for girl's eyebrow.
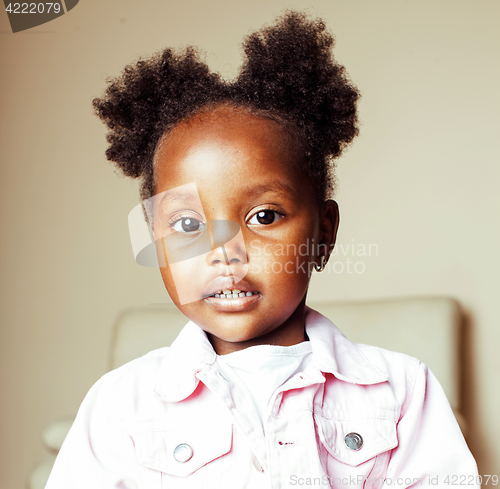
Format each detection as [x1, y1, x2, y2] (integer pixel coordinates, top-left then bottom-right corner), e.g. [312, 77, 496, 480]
[243, 181, 295, 199]
[157, 188, 199, 207]
[155, 181, 294, 209]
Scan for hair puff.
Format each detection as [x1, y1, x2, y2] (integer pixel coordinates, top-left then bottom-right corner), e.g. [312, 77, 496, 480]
[93, 10, 360, 203]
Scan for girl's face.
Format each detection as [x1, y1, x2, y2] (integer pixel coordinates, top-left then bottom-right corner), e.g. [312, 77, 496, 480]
[152, 107, 338, 354]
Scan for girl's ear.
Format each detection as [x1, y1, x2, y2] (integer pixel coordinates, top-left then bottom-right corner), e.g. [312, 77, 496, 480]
[318, 200, 339, 260]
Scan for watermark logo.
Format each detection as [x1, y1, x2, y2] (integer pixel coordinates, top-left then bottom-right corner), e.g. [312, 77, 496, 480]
[128, 182, 379, 305]
[129, 183, 248, 306]
[3, 0, 79, 33]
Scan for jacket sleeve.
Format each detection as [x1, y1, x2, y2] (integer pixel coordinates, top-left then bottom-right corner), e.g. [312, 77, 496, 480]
[44, 375, 141, 489]
[384, 362, 479, 488]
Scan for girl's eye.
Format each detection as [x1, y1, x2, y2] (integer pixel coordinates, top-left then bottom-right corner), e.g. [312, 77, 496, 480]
[248, 210, 283, 225]
[171, 217, 205, 233]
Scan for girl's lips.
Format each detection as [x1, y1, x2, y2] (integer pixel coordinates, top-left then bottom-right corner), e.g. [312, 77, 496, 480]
[203, 277, 257, 297]
[203, 292, 262, 312]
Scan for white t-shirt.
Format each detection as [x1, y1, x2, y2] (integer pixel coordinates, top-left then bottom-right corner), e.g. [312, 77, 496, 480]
[217, 341, 313, 426]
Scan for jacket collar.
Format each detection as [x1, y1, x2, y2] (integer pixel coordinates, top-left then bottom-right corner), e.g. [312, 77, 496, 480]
[303, 306, 389, 385]
[154, 306, 388, 402]
[154, 320, 217, 402]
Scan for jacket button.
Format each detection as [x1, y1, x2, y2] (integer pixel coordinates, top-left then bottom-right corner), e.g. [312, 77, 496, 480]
[173, 443, 193, 462]
[344, 432, 363, 451]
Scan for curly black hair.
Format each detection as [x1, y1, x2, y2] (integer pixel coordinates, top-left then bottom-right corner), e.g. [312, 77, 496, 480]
[93, 11, 359, 206]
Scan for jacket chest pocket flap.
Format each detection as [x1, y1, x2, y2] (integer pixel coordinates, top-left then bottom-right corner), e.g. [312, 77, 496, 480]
[130, 422, 233, 478]
[316, 415, 398, 467]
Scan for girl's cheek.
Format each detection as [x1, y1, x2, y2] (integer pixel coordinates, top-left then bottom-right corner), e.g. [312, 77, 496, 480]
[246, 241, 274, 275]
[245, 238, 262, 257]
[247, 250, 266, 275]
[246, 245, 287, 278]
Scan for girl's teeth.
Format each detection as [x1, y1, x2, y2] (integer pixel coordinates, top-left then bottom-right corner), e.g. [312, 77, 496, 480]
[212, 290, 258, 298]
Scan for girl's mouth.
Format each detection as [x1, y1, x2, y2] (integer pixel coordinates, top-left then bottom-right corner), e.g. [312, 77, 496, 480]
[205, 289, 260, 299]
[203, 289, 262, 312]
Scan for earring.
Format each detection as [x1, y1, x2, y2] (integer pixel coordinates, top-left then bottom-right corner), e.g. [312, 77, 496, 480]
[314, 255, 327, 272]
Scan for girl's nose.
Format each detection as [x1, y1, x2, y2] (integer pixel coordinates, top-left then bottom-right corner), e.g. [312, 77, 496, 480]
[206, 223, 248, 268]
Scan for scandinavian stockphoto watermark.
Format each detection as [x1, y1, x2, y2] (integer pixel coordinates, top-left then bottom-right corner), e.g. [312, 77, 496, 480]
[247, 238, 378, 276]
[3, 0, 79, 33]
[289, 475, 423, 487]
[128, 182, 379, 304]
[289, 474, 498, 487]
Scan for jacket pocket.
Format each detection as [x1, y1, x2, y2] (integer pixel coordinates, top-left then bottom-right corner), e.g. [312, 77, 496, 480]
[130, 421, 233, 478]
[315, 415, 398, 467]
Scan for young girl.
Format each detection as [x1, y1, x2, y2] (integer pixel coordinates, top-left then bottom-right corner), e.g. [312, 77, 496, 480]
[46, 11, 478, 489]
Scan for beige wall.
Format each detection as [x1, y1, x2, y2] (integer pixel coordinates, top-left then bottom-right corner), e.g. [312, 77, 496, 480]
[1, 0, 499, 486]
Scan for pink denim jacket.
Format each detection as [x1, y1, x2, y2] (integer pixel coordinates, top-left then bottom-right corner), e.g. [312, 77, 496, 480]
[45, 307, 479, 488]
